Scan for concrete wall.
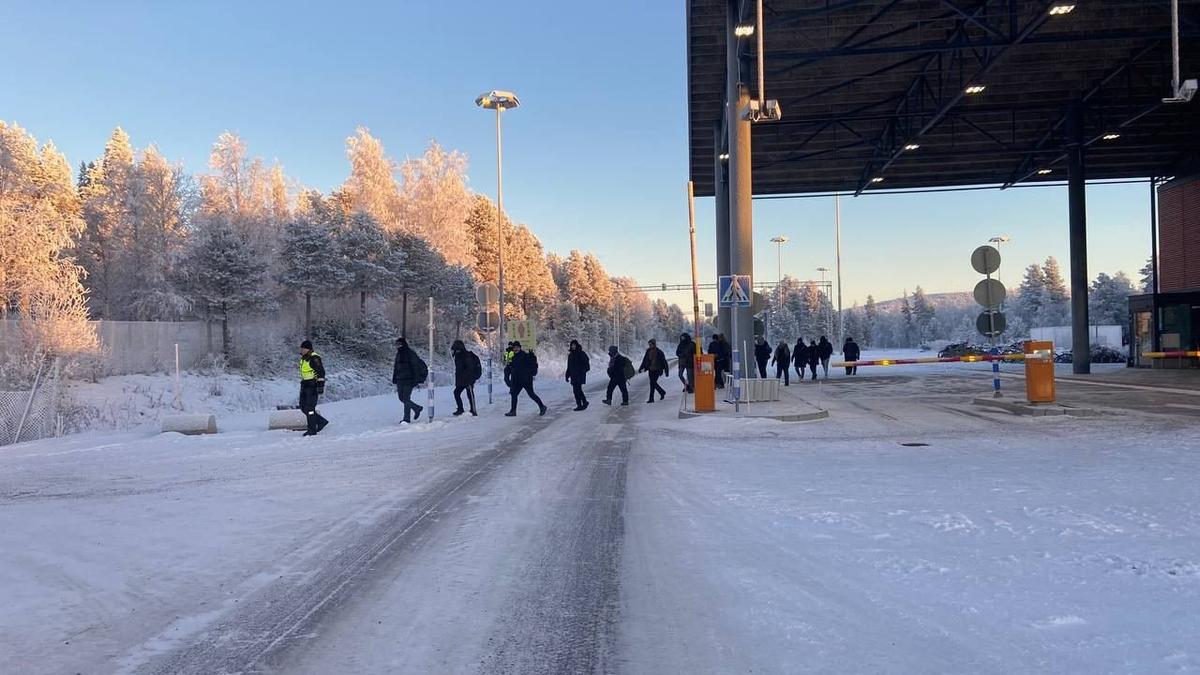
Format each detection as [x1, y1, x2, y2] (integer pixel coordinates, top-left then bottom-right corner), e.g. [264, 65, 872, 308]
[0, 320, 211, 375]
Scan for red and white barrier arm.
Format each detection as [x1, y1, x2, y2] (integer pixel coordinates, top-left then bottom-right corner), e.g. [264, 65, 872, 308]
[1142, 351, 1200, 358]
[832, 354, 1026, 368]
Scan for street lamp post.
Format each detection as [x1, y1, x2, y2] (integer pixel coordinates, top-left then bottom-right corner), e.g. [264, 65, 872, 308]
[816, 266, 832, 335]
[476, 90, 521, 344]
[769, 236, 788, 341]
[988, 235, 1011, 309]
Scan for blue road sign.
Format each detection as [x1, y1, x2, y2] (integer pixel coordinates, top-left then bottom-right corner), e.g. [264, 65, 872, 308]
[718, 275, 752, 307]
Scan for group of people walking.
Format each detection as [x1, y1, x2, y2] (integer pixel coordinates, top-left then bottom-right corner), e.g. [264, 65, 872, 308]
[296, 332, 863, 434]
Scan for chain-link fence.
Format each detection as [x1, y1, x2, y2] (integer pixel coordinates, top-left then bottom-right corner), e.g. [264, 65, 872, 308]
[0, 359, 62, 446]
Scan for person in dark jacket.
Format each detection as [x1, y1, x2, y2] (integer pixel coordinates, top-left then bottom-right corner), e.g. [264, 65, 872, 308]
[793, 338, 808, 381]
[392, 337, 427, 423]
[754, 336, 771, 378]
[298, 340, 328, 436]
[771, 340, 792, 386]
[639, 338, 670, 403]
[604, 345, 632, 405]
[715, 334, 732, 386]
[676, 333, 696, 393]
[817, 336, 834, 379]
[504, 341, 546, 416]
[843, 337, 861, 375]
[451, 339, 480, 416]
[807, 339, 820, 380]
[565, 339, 590, 411]
[707, 335, 725, 389]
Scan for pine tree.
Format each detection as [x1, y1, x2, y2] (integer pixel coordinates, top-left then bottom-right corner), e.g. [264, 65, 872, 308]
[1040, 256, 1070, 326]
[863, 295, 877, 347]
[1015, 263, 1046, 327]
[78, 127, 135, 317]
[277, 193, 353, 338]
[1139, 258, 1155, 294]
[186, 222, 275, 357]
[911, 286, 936, 343]
[1089, 271, 1136, 327]
[900, 290, 915, 346]
[338, 211, 397, 325]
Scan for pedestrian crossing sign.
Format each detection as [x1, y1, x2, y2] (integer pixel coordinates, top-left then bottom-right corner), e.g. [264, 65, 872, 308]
[718, 275, 752, 307]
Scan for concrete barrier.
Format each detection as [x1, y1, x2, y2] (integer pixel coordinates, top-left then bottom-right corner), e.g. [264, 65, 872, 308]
[268, 409, 308, 431]
[161, 414, 217, 435]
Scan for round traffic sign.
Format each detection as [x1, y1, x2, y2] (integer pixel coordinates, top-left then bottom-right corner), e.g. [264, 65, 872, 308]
[971, 245, 1002, 275]
[976, 310, 1007, 338]
[973, 278, 1007, 308]
[475, 283, 499, 306]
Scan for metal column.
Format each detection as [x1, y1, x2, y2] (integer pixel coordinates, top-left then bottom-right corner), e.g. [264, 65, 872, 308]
[714, 121, 731, 340]
[1150, 178, 1160, 352]
[1066, 105, 1091, 375]
[728, 84, 755, 364]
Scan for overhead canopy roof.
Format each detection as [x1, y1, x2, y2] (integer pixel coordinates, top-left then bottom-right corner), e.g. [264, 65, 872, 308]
[687, 0, 1200, 196]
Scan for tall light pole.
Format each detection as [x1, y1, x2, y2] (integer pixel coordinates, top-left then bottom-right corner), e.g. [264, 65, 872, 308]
[816, 266, 832, 336]
[989, 234, 1011, 309]
[769, 236, 788, 285]
[835, 194, 844, 344]
[476, 90, 520, 343]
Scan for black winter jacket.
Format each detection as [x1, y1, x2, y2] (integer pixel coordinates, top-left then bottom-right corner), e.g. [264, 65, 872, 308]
[793, 342, 809, 367]
[772, 343, 791, 367]
[453, 349, 479, 387]
[844, 340, 861, 362]
[807, 344, 821, 366]
[755, 342, 772, 364]
[676, 339, 696, 368]
[640, 347, 669, 376]
[392, 346, 427, 385]
[607, 354, 632, 382]
[507, 350, 538, 387]
[566, 350, 590, 384]
[817, 338, 834, 360]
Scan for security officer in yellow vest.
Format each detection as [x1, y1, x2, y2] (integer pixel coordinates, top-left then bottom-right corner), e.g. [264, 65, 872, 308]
[299, 340, 329, 436]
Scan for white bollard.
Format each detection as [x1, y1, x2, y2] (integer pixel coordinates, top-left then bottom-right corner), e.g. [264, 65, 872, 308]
[161, 414, 218, 435]
[268, 409, 308, 431]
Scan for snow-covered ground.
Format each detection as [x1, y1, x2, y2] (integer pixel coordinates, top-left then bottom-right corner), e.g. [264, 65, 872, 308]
[2, 359, 1198, 673]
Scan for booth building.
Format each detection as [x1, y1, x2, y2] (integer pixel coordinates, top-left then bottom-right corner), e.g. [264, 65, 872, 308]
[1130, 175, 1200, 367]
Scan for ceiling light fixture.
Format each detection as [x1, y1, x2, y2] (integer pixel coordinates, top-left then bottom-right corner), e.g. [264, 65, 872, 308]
[734, 23, 755, 37]
[1037, 168, 1053, 175]
[964, 85, 987, 95]
[904, 143, 921, 151]
[1102, 133, 1121, 141]
[870, 177, 885, 184]
[1048, 4, 1076, 16]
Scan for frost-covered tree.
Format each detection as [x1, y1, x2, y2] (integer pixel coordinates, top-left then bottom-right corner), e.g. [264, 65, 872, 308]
[198, 131, 281, 261]
[342, 127, 400, 230]
[863, 295, 877, 347]
[77, 127, 135, 317]
[0, 121, 97, 366]
[396, 140, 474, 268]
[337, 211, 397, 325]
[185, 222, 275, 357]
[277, 193, 353, 338]
[435, 264, 477, 339]
[911, 286, 936, 343]
[1015, 263, 1046, 327]
[126, 145, 192, 319]
[1139, 257, 1155, 294]
[1089, 271, 1135, 327]
[1039, 256, 1071, 326]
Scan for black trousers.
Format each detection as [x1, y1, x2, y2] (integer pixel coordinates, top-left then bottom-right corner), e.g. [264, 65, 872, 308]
[648, 372, 666, 401]
[606, 379, 629, 403]
[845, 365, 857, 375]
[714, 368, 725, 388]
[299, 381, 327, 433]
[678, 366, 694, 393]
[775, 364, 789, 385]
[571, 381, 588, 407]
[808, 363, 819, 379]
[396, 383, 422, 421]
[453, 384, 476, 413]
[509, 382, 544, 412]
[756, 360, 768, 378]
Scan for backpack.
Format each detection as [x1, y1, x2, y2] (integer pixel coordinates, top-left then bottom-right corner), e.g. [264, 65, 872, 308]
[622, 357, 636, 381]
[529, 352, 539, 377]
[413, 353, 429, 384]
[468, 352, 482, 383]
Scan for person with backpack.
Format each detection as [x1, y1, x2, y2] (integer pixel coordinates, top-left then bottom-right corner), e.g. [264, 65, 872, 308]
[298, 340, 328, 437]
[392, 336, 428, 423]
[505, 341, 546, 417]
[639, 338, 670, 403]
[807, 338, 820, 380]
[604, 345, 633, 406]
[793, 338, 808, 381]
[565, 339, 590, 411]
[707, 334, 724, 389]
[676, 333, 696, 393]
[771, 339, 792, 386]
[817, 335, 834, 379]
[843, 336, 862, 375]
[451, 339, 481, 416]
[754, 336, 772, 378]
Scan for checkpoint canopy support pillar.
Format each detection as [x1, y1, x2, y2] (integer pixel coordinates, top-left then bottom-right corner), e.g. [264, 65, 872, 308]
[728, 83, 755, 363]
[1066, 103, 1091, 375]
[714, 121, 731, 340]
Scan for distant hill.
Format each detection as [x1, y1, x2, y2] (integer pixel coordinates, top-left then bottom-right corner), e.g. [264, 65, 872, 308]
[868, 291, 976, 313]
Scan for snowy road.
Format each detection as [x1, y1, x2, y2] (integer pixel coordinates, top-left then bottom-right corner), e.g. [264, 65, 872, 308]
[3, 365, 1199, 673]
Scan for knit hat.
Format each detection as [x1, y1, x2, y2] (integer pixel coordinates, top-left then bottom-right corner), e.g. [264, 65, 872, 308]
[300, 340, 313, 350]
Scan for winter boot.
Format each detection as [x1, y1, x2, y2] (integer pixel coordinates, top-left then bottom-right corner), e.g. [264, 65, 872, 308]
[505, 410, 517, 417]
[453, 409, 464, 416]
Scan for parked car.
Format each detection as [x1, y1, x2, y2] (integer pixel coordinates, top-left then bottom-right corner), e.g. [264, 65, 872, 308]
[938, 342, 988, 359]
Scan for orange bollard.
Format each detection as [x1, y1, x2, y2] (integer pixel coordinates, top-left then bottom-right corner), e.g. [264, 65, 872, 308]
[694, 353, 716, 412]
[1024, 340, 1056, 403]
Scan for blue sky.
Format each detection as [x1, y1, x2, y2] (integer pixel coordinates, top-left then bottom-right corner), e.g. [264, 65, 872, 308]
[1, 1, 1153, 308]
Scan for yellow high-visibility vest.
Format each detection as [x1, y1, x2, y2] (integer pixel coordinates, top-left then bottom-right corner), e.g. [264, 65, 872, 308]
[300, 352, 321, 380]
